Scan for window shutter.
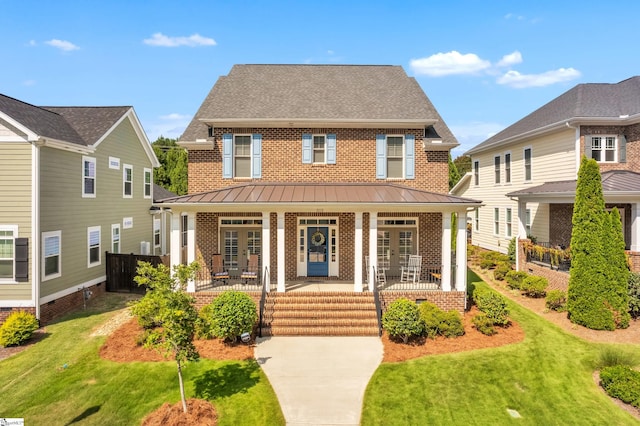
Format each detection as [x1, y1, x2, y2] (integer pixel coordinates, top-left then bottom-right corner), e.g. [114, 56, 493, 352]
[619, 135, 627, 163]
[405, 134, 415, 179]
[302, 134, 312, 164]
[222, 133, 233, 178]
[584, 135, 592, 159]
[376, 134, 386, 179]
[252, 134, 262, 178]
[15, 238, 28, 282]
[326, 134, 336, 164]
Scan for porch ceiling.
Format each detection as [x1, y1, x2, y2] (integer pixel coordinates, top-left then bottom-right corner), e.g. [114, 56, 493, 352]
[156, 182, 481, 212]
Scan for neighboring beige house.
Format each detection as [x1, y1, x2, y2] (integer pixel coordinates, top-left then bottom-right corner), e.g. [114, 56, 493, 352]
[452, 76, 640, 267]
[159, 64, 480, 322]
[0, 94, 159, 324]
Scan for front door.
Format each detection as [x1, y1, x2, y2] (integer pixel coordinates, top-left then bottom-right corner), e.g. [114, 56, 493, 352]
[377, 229, 416, 278]
[307, 227, 328, 276]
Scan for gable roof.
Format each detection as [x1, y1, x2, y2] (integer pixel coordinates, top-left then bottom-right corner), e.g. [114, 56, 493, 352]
[153, 183, 178, 202]
[181, 64, 457, 146]
[44, 106, 131, 145]
[467, 76, 640, 155]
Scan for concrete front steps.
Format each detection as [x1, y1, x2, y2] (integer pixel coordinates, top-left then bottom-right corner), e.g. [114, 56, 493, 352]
[260, 291, 380, 336]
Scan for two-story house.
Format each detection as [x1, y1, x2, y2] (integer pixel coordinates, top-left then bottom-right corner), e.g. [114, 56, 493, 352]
[159, 64, 480, 315]
[452, 76, 640, 269]
[0, 94, 159, 325]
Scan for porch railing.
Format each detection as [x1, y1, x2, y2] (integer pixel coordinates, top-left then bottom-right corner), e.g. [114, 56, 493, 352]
[372, 265, 383, 336]
[258, 265, 269, 338]
[376, 264, 443, 291]
[194, 266, 263, 291]
[524, 241, 571, 272]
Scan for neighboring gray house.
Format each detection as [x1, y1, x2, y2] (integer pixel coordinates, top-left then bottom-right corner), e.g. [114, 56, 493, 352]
[0, 94, 159, 324]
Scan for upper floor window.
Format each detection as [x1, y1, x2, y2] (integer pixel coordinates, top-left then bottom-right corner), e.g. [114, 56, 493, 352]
[82, 156, 96, 198]
[505, 153, 511, 183]
[123, 164, 133, 198]
[590, 136, 617, 162]
[222, 134, 262, 179]
[473, 160, 479, 186]
[144, 168, 152, 199]
[88, 226, 101, 267]
[376, 134, 415, 180]
[302, 134, 336, 165]
[524, 147, 532, 181]
[0, 226, 17, 281]
[494, 156, 501, 184]
[42, 230, 61, 280]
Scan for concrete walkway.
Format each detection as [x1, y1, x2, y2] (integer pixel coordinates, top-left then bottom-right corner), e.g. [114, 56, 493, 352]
[255, 336, 383, 426]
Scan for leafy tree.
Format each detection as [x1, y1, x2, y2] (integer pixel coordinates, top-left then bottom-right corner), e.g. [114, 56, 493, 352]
[567, 157, 628, 330]
[448, 153, 461, 190]
[132, 261, 200, 413]
[152, 136, 188, 195]
[453, 155, 472, 177]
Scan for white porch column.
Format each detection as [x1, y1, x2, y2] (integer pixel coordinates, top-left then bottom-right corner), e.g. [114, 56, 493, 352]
[516, 200, 527, 271]
[170, 212, 181, 268]
[262, 212, 271, 292]
[354, 212, 363, 292]
[441, 212, 452, 291]
[277, 212, 286, 292]
[368, 212, 378, 291]
[456, 211, 468, 292]
[631, 203, 640, 252]
[186, 212, 196, 292]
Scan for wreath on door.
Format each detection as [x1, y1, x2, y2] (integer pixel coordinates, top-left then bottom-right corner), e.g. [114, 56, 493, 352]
[311, 230, 326, 246]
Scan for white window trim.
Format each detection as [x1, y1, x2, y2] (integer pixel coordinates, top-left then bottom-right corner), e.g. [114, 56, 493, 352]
[473, 160, 479, 186]
[505, 207, 512, 238]
[87, 226, 101, 268]
[0, 224, 18, 283]
[111, 223, 121, 254]
[143, 168, 152, 199]
[386, 135, 405, 179]
[494, 155, 501, 185]
[591, 135, 618, 163]
[312, 134, 327, 164]
[234, 134, 252, 178]
[525, 208, 532, 236]
[153, 218, 161, 248]
[82, 156, 96, 198]
[474, 208, 479, 231]
[504, 151, 512, 184]
[523, 146, 532, 182]
[109, 156, 120, 170]
[493, 208, 500, 236]
[42, 230, 62, 281]
[123, 164, 133, 198]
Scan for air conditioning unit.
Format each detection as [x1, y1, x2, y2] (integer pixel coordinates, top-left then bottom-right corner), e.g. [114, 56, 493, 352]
[140, 241, 151, 255]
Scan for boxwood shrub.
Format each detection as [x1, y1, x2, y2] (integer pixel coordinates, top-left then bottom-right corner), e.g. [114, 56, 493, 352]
[545, 290, 567, 312]
[520, 275, 549, 298]
[628, 273, 640, 319]
[209, 290, 258, 342]
[382, 298, 423, 344]
[472, 313, 496, 336]
[493, 261, 512, 281]
[472, 288, 509, 326]
[479, 251, 510, 269]
[505, 270, 528, 290]
[0, 311, 39, 347]
[600, 365, 640, 408]
[418, 301, 464, 339]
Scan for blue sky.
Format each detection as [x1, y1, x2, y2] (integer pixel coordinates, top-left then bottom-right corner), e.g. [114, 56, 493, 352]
[2, 0, 639, 157]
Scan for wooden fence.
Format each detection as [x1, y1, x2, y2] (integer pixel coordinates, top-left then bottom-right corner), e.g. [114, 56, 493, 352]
[105, 252, 170, 294]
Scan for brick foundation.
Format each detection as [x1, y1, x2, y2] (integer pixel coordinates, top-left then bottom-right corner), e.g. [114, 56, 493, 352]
[628, 251, 640, 273]
[521, 263, 569, 291]
[379, 290, 467, 314]
[39, 282, 107, 325]
[0, 307, 37, 326]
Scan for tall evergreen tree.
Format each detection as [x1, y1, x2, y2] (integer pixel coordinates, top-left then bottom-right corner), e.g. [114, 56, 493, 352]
[567, 157, 628, 330]
[448, 153, 461, 190]
[603, 207, 630, 328]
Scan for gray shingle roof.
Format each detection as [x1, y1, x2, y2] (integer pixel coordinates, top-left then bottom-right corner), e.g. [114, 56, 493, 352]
[468, 76, 640, 155]
[158, 182, 480, 206]
[153, 183, 178, 202]
[181, 64, 456, 145]
[506, 170, 640, 197]
[0, 94, 131, 146]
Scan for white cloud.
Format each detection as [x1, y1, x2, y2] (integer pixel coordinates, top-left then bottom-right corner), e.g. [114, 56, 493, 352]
[28, 40, 37, 47]
[449, 121, 505, 157]
[23, 80, 36, 86]
[159, 113, 191, 121]
[497, 68, 581, 88]
[143, 33, 216, 47]
[496, 51, 522, 67]
[145, 112, 192, 142]
[45, 39, 80, 51]
[504, 13, 525, 21]
[410, 51, 491, 76]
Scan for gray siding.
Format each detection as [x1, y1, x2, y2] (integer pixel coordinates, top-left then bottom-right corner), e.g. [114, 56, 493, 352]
[0, 141, 32, 301]
[39, 118, 154, 298]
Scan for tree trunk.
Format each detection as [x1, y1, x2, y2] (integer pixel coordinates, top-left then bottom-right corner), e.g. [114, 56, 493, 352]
[177, 360, 188, 413]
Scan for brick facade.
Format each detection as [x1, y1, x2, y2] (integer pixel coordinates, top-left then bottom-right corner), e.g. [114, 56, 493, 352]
[379, 290, 467, 315]
[39, 281, 107, 325]
[580, 123, 640, 173]
[0, 307, 37, 326]
[188, 127, 448, 194]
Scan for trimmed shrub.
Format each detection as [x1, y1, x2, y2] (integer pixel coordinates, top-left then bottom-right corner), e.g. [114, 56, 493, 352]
[382, 298, 424, 344]
[493, 261, 512, 281]
[507, 237, 517, 263]
[195, 303, 216, 339]
[473, 288, 509, 326]
[505, 270, 528, 290]
[479, 251, 510, 269]
[600, 365, 640, 408]
[521, 275, 548, 298]
[545, 290, 567, 312]
[418, 302, 464, 339]
[0, 311, 39, 347]
[209, 291, 258, 342]
[472, 313, 496, 336]
[628, 273, 640, 319]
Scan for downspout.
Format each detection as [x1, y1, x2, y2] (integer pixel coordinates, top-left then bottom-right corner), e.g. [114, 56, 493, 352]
[32, 140, 42, 320]
[565, 121, 580, 176]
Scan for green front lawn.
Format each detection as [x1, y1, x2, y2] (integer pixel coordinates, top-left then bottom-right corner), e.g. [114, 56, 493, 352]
[0, 294, 284, 425]
[362, 273, 640, 425]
